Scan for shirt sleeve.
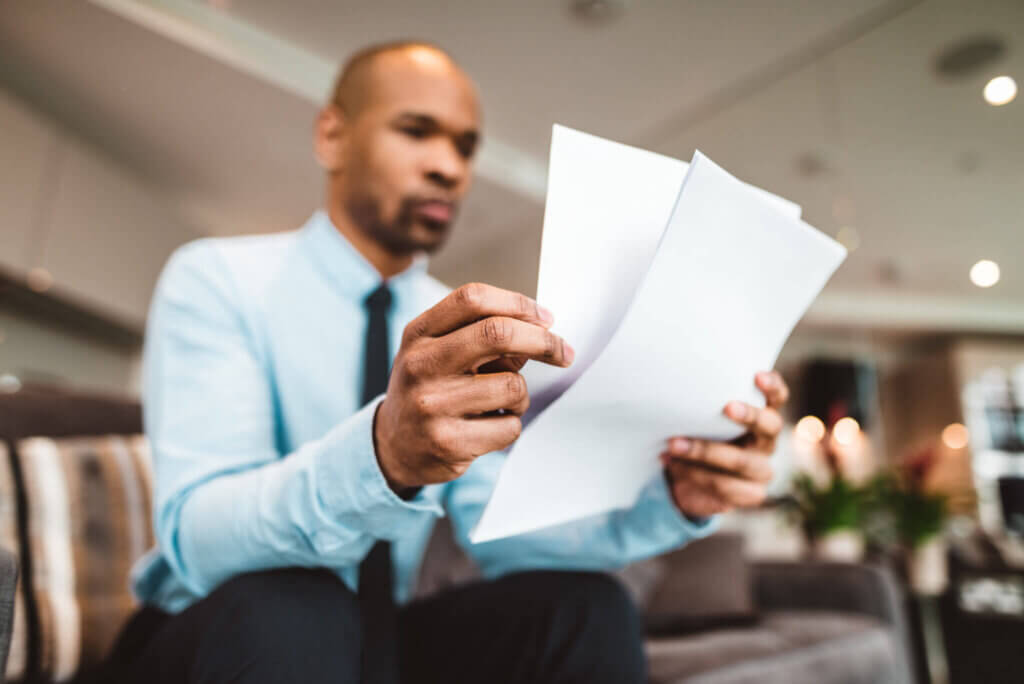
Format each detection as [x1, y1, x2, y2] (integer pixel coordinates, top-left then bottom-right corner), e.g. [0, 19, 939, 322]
[444, 451, 717, 577]
[145, 241, 442, 596]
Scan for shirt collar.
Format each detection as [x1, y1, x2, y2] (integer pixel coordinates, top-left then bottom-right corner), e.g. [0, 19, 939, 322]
[300, 209, 430, 305]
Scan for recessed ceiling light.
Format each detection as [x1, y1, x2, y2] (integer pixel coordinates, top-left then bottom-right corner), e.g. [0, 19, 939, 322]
[26, 267, 54, 293]
[984, 75, 1017, 106]
[970, 259, 1000, 288]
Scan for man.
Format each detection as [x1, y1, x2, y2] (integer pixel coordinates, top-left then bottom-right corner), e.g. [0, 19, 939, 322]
[119, 41, 787, 683]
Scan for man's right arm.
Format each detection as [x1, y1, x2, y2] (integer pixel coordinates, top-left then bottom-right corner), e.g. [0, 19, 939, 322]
[148, 243, 573, 595]
[146, 242, 441, 595]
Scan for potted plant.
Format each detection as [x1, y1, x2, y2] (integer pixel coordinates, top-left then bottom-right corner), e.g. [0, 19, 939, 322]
[867, 446, 950, 594]
[789, 473, 868, 562]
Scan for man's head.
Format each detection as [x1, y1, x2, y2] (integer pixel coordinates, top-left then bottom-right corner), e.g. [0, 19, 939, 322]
[315, 41, 480, 256]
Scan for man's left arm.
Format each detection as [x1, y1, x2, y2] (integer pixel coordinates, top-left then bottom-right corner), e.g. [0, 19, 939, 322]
[445, 371, 788, 575]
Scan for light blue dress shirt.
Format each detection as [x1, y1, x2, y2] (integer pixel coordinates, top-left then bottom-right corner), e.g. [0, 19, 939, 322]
[131, 210, 715, 612]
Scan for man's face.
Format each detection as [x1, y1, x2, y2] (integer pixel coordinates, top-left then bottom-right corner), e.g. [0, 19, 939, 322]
[329, 49, 481, 255]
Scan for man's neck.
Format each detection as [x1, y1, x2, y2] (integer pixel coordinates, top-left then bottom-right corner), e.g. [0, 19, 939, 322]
[326, 205, 414, 280]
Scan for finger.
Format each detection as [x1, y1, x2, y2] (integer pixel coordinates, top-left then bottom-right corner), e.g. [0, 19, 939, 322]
[670, 461, 767, 508]
[477, 355, 528, 375]
[666, 468, 732, 517]
[722, 402, 783, 441]
[665, 438, 774, 483]
[436, 316, 574, 373]
[454, 414, 524, 457]
[423, 373, 530, 417]
[405, 283, 554, 340]
[755, 370, 790, 410]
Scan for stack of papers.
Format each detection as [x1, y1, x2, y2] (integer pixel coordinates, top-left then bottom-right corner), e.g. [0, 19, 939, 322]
[470, 125, 846, 543]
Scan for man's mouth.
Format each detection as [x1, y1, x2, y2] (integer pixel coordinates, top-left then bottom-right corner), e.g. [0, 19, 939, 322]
[412, 199, 455, 225]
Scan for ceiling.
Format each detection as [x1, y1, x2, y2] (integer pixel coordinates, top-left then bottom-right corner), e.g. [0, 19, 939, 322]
[0, 0, 1021, 334]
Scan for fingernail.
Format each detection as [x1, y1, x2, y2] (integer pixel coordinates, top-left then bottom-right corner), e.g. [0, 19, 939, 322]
[756, 371, 771, 385]
[727, 401, 747, 420]
[563, 341, 575, 364]
[670, 437, 691, 453]
[537, 305, 555, 325]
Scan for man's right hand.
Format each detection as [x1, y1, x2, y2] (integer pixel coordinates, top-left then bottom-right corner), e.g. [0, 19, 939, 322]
[374, 283, 574, 493]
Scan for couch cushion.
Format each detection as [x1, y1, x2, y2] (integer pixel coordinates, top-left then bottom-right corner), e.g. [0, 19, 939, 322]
[3, 435, 153, 682]
[1, 442, 27, 680]
[646, 611, 903, 684]
[0, 546, 17, 679]
[642, 532, 756, 635]
[2, 442, 30, 682]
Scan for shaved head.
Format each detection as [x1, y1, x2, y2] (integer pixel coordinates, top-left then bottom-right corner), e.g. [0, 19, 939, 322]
[314, 41, 482, 273]
[331, 41, 467, 119]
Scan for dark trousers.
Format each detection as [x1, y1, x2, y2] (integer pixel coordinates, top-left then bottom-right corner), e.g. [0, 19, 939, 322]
[106, 568, 647, 684]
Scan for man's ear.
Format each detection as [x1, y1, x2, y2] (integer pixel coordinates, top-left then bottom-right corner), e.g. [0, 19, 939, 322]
[314, 104, 347, 173]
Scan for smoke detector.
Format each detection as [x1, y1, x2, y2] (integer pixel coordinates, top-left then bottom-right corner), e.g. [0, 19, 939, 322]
[569, 0, 628, 24]
[935, 35, 1006, 79]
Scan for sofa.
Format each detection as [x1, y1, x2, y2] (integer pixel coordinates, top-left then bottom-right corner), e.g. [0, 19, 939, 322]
[0, 384, 915, 683]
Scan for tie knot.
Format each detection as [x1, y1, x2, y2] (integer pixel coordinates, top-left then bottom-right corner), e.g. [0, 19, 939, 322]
[365, 283, 392, 314]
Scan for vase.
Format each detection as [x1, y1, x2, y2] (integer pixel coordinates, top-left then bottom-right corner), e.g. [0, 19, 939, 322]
[813, 529, 866, 562]
[908, 536, 948, 595]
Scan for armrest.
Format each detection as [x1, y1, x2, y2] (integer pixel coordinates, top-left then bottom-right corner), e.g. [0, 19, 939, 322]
[753, 561, 915, 684]
[0, 545, 18, 680]
[752, 561, 905, 625]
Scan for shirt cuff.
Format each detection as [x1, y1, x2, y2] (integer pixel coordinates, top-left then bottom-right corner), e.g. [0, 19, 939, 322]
[637, 472, 719, 542]
[314, 395, 442, 539]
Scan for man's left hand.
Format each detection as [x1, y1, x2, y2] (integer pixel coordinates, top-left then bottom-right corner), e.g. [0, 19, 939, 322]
[662, 370, 789, 519]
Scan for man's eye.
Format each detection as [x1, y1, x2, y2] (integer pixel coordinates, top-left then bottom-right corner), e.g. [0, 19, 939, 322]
[401, 126, 428, 139]
[456, 139, 477, 159]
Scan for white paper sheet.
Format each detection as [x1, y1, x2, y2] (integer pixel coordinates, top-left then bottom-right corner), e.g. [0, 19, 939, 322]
[522, 126, 802, 421]
[471, 135, 846, 543]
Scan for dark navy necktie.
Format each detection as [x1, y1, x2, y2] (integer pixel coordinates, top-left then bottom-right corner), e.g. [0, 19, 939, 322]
[358, 282, 400, 684]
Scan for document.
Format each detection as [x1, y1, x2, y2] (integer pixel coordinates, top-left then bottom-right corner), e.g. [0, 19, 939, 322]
[470, 126, 846, 543]
[520, 126, 802, 419]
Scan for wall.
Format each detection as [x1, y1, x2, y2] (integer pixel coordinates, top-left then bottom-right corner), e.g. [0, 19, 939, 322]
[0, 86, 198, 394]
[0, 310, 139, 395]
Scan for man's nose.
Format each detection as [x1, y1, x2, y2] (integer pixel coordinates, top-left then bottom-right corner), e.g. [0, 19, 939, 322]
[423, 143, 466, 190]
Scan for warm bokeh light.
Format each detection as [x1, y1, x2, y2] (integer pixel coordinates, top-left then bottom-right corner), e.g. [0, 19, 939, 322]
[26, 267, 54, 293]
[970, 259, 1000, 288]
[942, 422, 970, 449]
[0, 374, 22, 394]
[835, 226, 860, 252]
[832, 417, 860, 446]
[795, 415, 826, 442]
[984, 75, 1018, 106]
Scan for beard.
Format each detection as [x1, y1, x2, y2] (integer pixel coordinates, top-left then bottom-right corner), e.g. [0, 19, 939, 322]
[345, 192, 453, 255]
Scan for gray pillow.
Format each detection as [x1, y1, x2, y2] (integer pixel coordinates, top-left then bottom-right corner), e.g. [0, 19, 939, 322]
[641, 532, 758, 635]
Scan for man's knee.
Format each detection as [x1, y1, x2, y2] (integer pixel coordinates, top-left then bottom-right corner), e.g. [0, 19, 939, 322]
[517, 571, 647, 683]
[196, 567, 362, 682]
[562, 571, 639, 621]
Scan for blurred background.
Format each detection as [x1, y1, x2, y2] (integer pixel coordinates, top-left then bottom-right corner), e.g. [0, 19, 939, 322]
[0, 1, 1022, 682]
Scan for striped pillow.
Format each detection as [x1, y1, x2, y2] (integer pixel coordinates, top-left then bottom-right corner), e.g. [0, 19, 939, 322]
[1, 442, 28, 681]
[3, 435, 153, 682]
